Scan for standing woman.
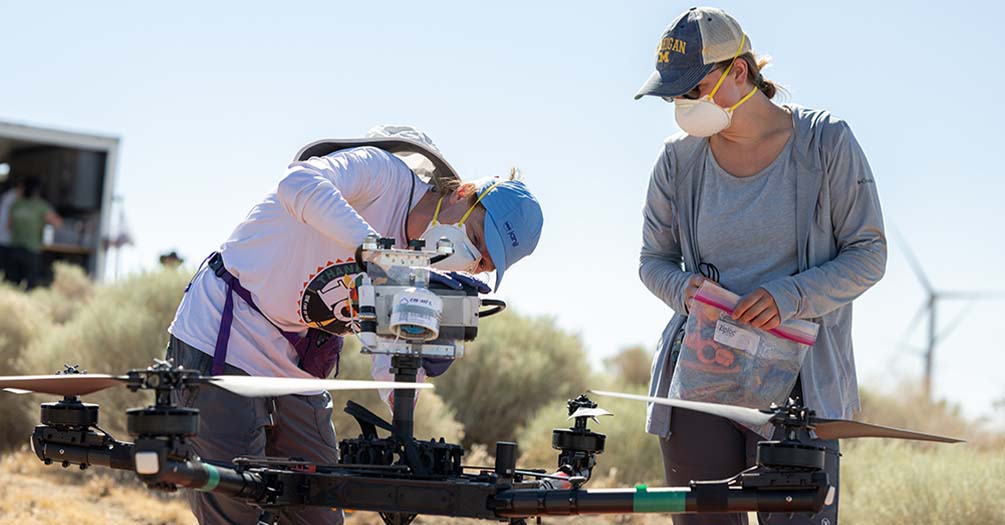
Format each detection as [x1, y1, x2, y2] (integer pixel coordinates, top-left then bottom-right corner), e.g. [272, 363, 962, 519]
[635, 7, 886, 525]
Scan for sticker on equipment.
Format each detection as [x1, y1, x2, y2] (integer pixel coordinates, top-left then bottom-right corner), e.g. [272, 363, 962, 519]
[713, 320, 759, 354]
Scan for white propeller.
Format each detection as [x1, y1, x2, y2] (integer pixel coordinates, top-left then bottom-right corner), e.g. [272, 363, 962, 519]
[208, 376, 434, 397]
[589, 390, 774, 428]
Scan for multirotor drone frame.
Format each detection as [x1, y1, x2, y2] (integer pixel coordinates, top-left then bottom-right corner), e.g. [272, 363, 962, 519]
[26, 359, 831, 525]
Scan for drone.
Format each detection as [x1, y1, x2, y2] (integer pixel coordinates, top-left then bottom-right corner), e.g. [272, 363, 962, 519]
[0, 236, 963, 525]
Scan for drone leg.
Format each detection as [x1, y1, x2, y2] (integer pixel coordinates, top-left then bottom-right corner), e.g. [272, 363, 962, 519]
[390, 355, 421, 438]
[379, 512, 417, 525]
[256, 510, 279, 525]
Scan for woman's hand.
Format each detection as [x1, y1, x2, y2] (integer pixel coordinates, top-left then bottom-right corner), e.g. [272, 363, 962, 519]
[684, 274, 706, 313]
[732, 288, 781, 330]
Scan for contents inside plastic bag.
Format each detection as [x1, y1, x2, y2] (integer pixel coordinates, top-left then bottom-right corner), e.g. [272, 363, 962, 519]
[668, 281, 820, 437]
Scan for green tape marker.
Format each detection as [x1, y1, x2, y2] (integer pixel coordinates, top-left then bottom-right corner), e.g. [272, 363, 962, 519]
[199, 463, 221, 492]
[633, 486, 688, 513]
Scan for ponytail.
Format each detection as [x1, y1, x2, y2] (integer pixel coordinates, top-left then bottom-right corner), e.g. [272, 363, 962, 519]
[721, 52, 787, 100]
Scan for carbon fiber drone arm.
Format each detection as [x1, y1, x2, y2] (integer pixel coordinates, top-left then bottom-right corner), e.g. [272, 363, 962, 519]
[125, 460, 827, 519]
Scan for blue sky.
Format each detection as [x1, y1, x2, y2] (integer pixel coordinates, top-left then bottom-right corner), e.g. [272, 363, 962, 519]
[2, 1, 1003, 421]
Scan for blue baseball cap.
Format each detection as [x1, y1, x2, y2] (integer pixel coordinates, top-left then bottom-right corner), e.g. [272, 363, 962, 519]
[634, 7, 750, 100]
[476, 179, 543, 291]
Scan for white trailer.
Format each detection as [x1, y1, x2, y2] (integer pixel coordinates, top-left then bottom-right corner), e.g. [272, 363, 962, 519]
[0, 120, 120, 282]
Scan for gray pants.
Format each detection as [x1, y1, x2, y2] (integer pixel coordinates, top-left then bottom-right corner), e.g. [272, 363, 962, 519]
[167, 336, 343, 525]
[660, 406, 840, 525]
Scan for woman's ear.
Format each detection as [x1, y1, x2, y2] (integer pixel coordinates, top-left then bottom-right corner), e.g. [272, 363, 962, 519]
[731, 58, 748, 86]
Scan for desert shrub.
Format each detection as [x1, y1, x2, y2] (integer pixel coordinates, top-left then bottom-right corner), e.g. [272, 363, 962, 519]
[28, 262, 94, 324]
[0, 284, 50, 450]
[22, 269, 191, 438]
[28, 268, 190, 370]
[603, 345, 653, 388]
[516, 382, 663, 487]
[433, 309, 593, 447]
[841, 438, 1005, 524]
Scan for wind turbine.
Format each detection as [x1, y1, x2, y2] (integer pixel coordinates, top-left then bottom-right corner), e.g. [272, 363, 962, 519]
[896, 231, 1005, 399]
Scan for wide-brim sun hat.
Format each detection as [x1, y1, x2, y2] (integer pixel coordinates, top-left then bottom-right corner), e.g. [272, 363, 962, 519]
[294, 124, 461, 188]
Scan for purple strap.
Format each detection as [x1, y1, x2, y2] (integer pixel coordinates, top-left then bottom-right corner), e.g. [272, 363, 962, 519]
[211, 279, 236, 375]
[209, 260, 305, 375]
[199, 252, 341, 378]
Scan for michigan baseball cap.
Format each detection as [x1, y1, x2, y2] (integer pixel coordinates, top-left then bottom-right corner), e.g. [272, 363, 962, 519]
[634, 7, 751, 100]
[475, 178, 543, 291]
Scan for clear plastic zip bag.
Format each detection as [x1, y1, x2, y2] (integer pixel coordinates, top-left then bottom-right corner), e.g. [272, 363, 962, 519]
[668, 281, 820, 437]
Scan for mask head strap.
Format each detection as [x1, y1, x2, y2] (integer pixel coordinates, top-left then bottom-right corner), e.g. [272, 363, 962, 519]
[707, 33, 747, 99]
[458, 179, 504, 226]
[431, 196, 446, 225]
[431, 179, 505, 226]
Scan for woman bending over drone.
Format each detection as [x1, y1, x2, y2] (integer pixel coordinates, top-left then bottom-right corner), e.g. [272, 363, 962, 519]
[634, 7, 886, 525]
[165, 125, 543, 524]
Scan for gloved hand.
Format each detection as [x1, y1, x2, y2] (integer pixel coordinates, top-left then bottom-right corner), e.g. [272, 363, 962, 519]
[421, 357, 452, 377]
[423, 270, 487, 378]
[296, 330, 343, 378]
[428, 269, 492, 294]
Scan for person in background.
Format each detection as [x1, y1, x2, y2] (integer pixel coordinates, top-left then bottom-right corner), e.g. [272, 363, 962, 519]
[634, 7, 886, 525]
[159, 250, 185, 269]
[0, 178, 23, 281]
[6, 177, 62, 289]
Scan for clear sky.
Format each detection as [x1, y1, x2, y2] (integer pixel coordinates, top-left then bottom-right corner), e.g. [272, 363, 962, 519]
[2, 1, 1003, 421]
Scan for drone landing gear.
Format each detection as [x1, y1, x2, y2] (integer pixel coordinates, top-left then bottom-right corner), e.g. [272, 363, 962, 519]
[339, 355, 464, 479]
[379, 512, 417, 525]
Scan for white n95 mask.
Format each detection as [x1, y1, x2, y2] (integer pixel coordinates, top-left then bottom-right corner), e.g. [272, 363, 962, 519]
[422, 221, 481, 272]
[420, 180, 504, 273]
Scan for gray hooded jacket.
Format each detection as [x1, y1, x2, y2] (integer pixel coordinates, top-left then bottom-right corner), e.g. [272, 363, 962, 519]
[641, 105, 887, 437]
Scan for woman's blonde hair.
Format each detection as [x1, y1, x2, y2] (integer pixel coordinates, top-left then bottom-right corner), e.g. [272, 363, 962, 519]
[718, 52, 786, 100]
[441, 167, 523, 202]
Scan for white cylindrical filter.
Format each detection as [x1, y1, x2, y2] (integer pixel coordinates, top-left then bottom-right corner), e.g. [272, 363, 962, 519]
[357, 276, 376, 321]
[389, 287, 443, 341]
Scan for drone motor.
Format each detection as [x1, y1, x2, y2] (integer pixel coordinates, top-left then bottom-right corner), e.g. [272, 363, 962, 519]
[126, 406, 199, 438]
[755, 441, 826, 471]
[551, 395, 607, 480]
[41, 397, 99, 428]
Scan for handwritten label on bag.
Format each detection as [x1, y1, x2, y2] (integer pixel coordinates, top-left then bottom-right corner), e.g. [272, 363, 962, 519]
[713, 320, 760, 354]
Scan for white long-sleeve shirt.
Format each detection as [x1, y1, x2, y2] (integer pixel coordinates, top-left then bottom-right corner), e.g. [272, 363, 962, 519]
[169, 146, 429, 378]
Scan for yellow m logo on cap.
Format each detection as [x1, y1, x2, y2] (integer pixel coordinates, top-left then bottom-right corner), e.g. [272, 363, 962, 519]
[657, 38, 687, 63]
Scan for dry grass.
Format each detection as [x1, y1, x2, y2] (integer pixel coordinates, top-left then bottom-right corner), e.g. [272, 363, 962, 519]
[841, 439, 1005, 524]
[0, 448, 195, 525]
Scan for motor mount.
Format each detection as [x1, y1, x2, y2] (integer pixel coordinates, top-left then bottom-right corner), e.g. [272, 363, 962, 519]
[551, 395, 606, 478]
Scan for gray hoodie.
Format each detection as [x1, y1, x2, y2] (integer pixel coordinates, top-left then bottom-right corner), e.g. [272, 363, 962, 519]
[640, 105, 887, 437]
